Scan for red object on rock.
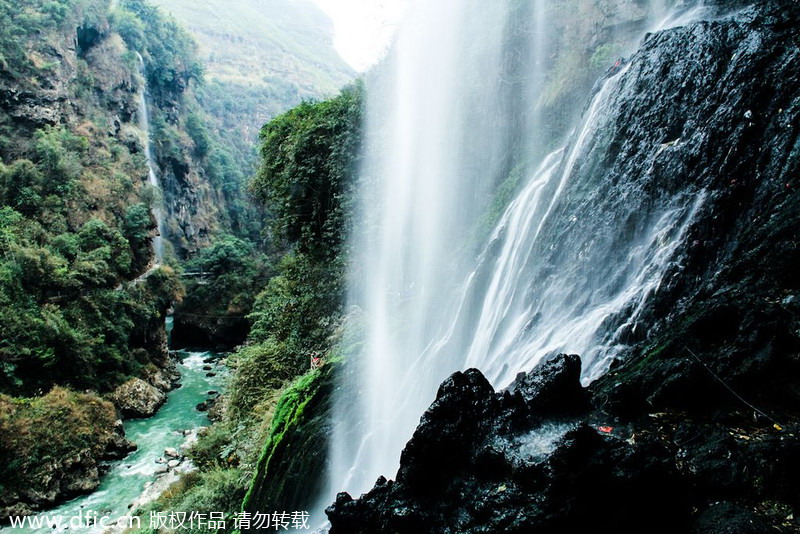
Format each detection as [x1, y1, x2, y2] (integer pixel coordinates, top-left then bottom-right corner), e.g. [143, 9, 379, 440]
[598, 426, 614, 433]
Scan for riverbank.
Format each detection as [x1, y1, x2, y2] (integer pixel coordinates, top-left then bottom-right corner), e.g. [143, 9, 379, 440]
[2, 350, 226, 533]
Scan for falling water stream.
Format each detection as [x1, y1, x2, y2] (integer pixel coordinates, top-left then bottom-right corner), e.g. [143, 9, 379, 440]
[136, 53, 164, 263]
[329, 0, 713, 510]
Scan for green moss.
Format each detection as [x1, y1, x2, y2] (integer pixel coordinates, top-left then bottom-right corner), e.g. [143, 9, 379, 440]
[589, 43, 621, 71]
[242, 362, 334, 513]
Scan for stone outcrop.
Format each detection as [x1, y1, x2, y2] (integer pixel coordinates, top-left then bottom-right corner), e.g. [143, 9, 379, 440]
[109, 378, 167, 418]
[171, 314, 249, 351]
[326, 355, 799, 533]
[0, 394, 136, 522]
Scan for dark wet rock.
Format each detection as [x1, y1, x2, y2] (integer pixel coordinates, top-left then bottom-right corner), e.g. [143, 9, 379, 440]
[506, 353, 590, 416]
[587, 0, 800, 416]
[170, 315, 248, 351]
[690, 502, 771, 534]
[327, 355, 689, 533]
[104, 420, 137, 460]
[327, 355, 799, 533]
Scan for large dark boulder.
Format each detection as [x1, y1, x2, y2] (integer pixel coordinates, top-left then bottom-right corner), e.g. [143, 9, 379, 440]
[327, 355, 691, 534]
[327, 352, 800, 533]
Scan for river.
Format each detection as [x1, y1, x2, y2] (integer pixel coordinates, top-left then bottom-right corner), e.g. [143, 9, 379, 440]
[6, 318, 226, 533]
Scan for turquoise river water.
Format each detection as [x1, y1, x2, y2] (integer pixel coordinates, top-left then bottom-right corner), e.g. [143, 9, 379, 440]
[5, 318, 226, 533]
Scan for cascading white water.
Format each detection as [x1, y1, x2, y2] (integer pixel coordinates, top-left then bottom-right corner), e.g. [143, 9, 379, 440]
[330, 0, 711, 508]
[136, 53, 164, 263]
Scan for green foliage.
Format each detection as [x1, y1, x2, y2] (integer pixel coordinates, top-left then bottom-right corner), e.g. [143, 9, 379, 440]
[117, 0, 203, 104]
[226, 340, 294, 419]
[135, 468, 248, 533]
[0, 0, 108, 78]
[187, 423, 236, 471]
[0, 170, 181, 393]
[250, 82, 363, 254]
[124, 202, 156, 271]
[185, 112, 210, 158]
[0, 387, 119, 496]
[174, 235, 268, 327]
[160, 86, 364, 519]
[247, 251, 342, 369]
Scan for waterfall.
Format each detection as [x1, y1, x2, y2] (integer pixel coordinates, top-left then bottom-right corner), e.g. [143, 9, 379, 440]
[329, 0, 713, 508]
[136, 52, 165, 263]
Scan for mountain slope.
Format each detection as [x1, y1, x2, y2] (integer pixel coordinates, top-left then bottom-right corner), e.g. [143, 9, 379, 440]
[150, 0, 355, 167]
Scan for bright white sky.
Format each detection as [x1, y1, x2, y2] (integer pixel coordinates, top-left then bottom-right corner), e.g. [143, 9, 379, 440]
[310, 0, 407, 72]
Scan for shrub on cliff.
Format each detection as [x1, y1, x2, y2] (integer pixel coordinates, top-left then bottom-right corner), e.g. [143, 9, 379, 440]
[0, 387, 131, 516]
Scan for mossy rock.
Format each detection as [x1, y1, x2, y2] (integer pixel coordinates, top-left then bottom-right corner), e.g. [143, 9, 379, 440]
[242, 360, 338, 517]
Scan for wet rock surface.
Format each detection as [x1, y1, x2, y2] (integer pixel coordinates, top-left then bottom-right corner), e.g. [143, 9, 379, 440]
[327, 2, 800, 532]
[327, 355, 799, 533]
[170, 314, 249, 351]
[580, 0, 800, 414]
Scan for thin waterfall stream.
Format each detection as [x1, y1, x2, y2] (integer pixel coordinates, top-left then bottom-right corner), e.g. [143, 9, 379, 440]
[136, 52, 164, 264]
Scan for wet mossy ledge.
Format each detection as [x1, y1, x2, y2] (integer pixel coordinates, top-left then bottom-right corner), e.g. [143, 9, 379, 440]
[242, 359, 339, 521]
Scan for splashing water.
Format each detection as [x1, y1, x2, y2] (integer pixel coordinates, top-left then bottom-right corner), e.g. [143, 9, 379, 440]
[328, 0, 715, 510]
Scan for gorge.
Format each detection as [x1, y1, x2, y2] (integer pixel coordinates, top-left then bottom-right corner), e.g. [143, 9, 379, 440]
[1, 0, 799, 532]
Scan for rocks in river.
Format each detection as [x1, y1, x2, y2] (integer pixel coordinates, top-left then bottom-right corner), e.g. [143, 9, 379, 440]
[142, 365, 179, 393]
[205, 372, 216, 377]
[208, 394, 227, 422]
[196, 393, 225, 418]
[167, 459, 181, 469]
[203, 365, 213, 371]
[154, 465, 169, 475]
[109, 378, 166, 418]
[104, 420, 137, 460]
[164, 447, 180, 459]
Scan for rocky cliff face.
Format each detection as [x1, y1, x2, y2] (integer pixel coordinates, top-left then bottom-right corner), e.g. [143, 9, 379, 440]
[327, 1, 800, 531]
